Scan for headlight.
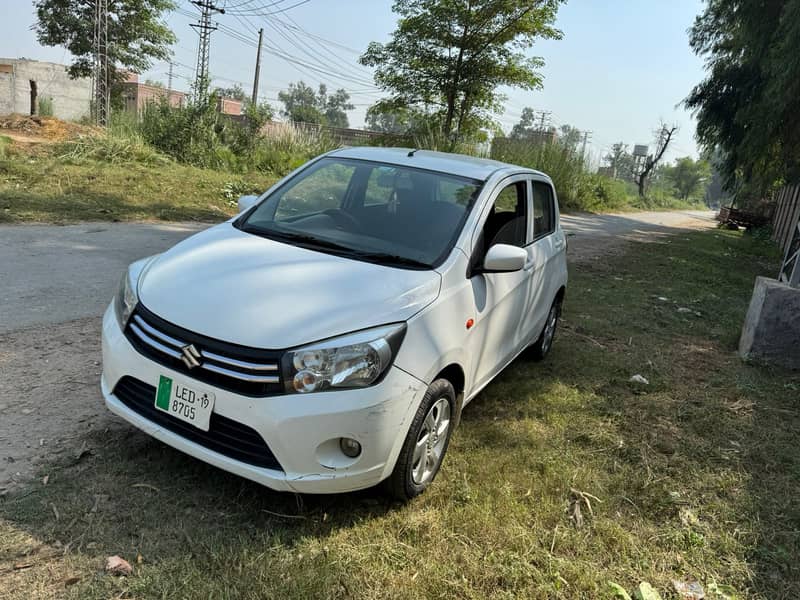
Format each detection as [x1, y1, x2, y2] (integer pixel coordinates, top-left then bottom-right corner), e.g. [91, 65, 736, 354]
[114, 255, 159, 327]
[283, 323, 406, 393]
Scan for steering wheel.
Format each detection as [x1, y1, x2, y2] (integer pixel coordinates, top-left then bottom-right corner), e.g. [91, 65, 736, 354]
[323, 208, 360, 232]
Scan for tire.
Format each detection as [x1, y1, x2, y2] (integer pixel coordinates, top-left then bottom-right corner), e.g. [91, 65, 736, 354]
[385, 378, 456, 501]
[529, 296, 562, 361]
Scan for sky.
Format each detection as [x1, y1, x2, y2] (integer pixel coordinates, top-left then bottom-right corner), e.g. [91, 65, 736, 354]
[3, 0, 706, 162]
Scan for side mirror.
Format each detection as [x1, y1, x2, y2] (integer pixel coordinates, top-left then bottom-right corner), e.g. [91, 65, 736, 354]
[482, 243, 527, 273]
[237, 195, 259, 213]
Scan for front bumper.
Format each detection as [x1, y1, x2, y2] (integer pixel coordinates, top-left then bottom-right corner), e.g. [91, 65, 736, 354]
[101, 304, 427, 494]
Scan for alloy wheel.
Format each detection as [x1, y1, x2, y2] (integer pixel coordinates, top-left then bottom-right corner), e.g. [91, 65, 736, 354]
[411, 398, 451, 485]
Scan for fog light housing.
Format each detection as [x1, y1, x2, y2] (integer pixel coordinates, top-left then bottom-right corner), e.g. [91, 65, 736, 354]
[339, 437, 362, 458]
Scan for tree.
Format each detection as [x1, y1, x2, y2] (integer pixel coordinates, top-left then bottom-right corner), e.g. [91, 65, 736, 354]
[360, 0, 564, 145]
[34, 0, 176, 83]
[604, 142, 635, 180]
[319, 86, 355, 128]
[213, 84, 247, 102]
[277, 81, 354, 127]
[635, 123, 678, 197]
[685, 0, 800, 195]
[664, 157, 712, 201]
[558, 124, 582, 154]
[509, 107, 538, 139]
[365, 100, 416, 134]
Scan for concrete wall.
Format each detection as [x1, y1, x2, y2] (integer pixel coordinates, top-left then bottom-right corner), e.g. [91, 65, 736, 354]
[739, 276, 800, 370]
[0, 58, 91, 121]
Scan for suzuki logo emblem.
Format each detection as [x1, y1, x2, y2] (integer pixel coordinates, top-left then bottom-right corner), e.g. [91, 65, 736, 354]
[180, 344, 202, 369]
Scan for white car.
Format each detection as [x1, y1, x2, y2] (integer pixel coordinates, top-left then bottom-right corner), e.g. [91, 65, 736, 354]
[101, 147, 568, 500]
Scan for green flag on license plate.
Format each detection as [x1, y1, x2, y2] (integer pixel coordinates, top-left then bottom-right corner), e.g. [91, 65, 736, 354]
[156, 375, 172, 410]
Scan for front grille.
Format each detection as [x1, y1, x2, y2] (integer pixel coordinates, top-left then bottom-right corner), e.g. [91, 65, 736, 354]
[113, 376, 283, 471]
[124, 304, 284, 397]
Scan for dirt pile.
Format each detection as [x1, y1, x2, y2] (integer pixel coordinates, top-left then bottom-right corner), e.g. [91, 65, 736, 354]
[0, 114, 97, 142]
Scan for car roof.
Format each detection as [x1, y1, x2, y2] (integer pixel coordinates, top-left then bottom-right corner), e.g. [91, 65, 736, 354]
[328, 146, 546, 182]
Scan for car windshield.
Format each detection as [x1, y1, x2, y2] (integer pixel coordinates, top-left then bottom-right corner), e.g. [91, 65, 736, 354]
[238, 157, 483, 269]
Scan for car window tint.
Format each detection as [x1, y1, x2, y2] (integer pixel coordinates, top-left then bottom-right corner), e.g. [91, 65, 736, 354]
[437, 179, 476, 206]
[364, 166, 396, 206]
[243, 157, 482, 268]
[532, 181, 555, 239]
[274, 162, 356, 221]
[483, 181, 528, 248]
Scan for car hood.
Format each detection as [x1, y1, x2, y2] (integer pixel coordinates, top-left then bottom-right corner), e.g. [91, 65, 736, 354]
[138, 223, 441, 349]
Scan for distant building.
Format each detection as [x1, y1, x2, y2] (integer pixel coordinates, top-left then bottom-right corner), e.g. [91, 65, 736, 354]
[217, 96, 242, 115]
[0, 58, 91, 120]
[121, 73, 185, 112]
[120, 74, 243, 115]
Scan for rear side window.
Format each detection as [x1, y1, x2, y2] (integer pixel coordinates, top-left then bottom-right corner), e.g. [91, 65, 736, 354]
[532, 181, 555, 239]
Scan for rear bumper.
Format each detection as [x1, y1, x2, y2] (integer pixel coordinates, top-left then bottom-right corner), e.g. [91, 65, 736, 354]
[101, 304, 427, 494]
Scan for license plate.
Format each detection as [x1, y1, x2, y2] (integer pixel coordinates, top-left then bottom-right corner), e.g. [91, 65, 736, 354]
[154, 375, 215, 432]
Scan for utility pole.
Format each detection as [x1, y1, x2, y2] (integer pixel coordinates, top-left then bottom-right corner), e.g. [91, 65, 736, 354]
[581, 130, 593, 157]
[167, 61, 174, 94]
[92, 0, 109, 126]
[251, 28, 263, 106]
[190, 0, 225, 104]
[538, 110, 551, 132]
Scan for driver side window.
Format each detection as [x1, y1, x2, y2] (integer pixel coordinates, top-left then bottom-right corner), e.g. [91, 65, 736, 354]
[483, 181, 529, 248]
[274, 162, 356, 221]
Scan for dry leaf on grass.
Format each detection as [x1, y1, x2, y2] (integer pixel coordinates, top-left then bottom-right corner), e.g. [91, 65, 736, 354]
[672, 579, 705, 599]
[104, 555, 132, 576]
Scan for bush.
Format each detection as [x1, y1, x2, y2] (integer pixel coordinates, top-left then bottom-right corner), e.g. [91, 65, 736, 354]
[491, 138, 594, 210]
[56, 132, 171, 166]
[247, 122, 340, 176]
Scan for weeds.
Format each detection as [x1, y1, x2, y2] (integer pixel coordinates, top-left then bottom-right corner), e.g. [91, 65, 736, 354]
[57, 133, 171, 166]
[37, 97, 54, 117]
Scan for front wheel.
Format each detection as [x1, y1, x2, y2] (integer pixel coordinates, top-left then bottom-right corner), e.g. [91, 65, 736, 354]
[530, 297, 561, 361]
[385, 378, 455, 501]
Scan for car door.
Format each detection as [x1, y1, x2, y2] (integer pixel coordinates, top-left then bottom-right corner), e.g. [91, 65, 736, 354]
[524, 179, 565, 342]
[466, 176, 534, 391]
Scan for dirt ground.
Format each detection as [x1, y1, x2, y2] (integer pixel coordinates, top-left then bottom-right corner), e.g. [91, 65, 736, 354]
[0, 211, 716, 494]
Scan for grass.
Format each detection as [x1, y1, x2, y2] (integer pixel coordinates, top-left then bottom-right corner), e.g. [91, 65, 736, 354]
[0, 150, 274, 224]
[1, 228, 797, 599]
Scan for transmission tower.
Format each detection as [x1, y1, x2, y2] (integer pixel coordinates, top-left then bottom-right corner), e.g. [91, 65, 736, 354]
[92, 0, 109, 126]
[190, 0, 225, 104]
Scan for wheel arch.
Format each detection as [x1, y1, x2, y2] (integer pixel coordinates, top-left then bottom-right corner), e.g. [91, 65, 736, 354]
[433, 363, 466, 428]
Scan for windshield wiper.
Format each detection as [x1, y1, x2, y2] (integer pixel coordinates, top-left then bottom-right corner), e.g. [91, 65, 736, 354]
[349, 251, 431, 269]
[241, 225, 430, 269]
[241, 225, 352, 252]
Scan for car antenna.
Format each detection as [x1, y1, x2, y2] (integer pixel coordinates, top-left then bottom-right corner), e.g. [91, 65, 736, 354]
[407, 148, 419, 157]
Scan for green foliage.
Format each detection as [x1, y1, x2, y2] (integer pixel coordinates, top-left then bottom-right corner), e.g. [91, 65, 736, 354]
[360, 0, 564, 142]
[277, 81, 354, 128]
[492, 137, 592, 210]
[213, 84, 247, 102]
[33, 0, 176, 82]
[37, 96, 54, 117]
[662, 156, 712, 201]
[685, 0, 800, 194]
[0, 135, 11, 159]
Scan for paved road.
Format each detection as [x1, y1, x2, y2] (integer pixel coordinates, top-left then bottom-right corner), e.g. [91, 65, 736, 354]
[0, 210, 715, 334]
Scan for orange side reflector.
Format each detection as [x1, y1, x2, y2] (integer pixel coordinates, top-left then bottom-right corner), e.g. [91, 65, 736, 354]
[466, 318, 475, 330]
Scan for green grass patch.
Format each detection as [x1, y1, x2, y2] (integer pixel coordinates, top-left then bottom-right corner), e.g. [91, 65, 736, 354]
[1, 230, 797, 599]
[0, 151, 274, 224]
